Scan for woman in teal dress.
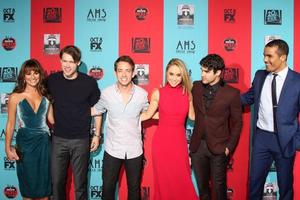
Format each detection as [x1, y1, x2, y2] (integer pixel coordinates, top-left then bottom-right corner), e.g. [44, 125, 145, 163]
[5, 59, 54, 200]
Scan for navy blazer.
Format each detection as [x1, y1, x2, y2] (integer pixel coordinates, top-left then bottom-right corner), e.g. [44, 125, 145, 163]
[241, 69, 300, 157]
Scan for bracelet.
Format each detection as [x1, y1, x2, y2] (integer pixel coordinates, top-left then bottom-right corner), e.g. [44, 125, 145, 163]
[93, 134, 101, 138]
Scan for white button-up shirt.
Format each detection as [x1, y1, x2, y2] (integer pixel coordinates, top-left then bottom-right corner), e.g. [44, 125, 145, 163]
[94, 83, 148, 159]
[257, 66, 288, 132]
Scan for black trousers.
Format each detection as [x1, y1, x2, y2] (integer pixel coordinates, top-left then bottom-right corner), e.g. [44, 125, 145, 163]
[102, 151, 143, 200]
[190, 140, 229, 200]
[51, 135, 90, 200]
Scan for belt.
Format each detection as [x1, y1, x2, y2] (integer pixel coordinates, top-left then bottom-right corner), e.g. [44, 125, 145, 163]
[256, 127, 276, 134]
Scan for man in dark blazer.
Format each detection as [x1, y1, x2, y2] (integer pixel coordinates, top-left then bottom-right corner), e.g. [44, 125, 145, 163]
[241, 39, 300, 200]
[190, 54, 243, 200]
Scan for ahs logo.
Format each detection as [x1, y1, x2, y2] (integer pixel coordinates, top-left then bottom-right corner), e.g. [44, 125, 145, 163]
[90, 37, 103, 51]
[87, 9, 106, 22]
[0, 129, 17, 140]
[3, 8, 15, 22]
[89, 158, 102, 172]
[176, 40, 195, 54]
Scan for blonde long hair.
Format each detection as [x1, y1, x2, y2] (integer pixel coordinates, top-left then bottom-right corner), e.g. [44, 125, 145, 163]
[165, 58, 192, 99]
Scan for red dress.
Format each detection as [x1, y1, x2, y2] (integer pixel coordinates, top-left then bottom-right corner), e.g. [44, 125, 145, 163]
[152, 84, 198, 200]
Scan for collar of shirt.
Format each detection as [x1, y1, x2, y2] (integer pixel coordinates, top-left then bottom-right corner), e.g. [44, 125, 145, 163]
[269, 66, 288, 81]
[114, 82, 135, 93]
[204, 79, 222, 93]
[114, 82, 135, 96]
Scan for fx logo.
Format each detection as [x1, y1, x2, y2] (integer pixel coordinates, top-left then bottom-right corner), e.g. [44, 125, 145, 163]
[3, 8, 15, 22]
[90, 37, 102, 51]
[91, 191, 101, 198]
[4, 157, 16, 170]
[224, 9, 236, 23]
[90, 186, 102, 199]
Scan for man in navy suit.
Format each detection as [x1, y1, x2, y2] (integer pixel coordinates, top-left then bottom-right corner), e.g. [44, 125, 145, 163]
[241, 39, 300, 200]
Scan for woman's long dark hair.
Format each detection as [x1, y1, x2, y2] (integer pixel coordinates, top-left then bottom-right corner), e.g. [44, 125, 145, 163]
[13, 59, 48, 98]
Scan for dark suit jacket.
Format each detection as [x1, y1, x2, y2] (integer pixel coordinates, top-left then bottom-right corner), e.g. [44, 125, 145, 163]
[241, 69, 300, 157]
[190, 81, 243, 155]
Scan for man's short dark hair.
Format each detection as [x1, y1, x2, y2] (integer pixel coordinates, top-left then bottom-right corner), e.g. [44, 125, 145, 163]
[114, 55, 135, 72]
[200, 54, 225, 73]
[265, 39, 289, 59]
[60, 45, 81, 63]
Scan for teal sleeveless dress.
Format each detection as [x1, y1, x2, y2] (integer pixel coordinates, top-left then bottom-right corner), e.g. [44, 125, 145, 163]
[16, 97, 51, 198]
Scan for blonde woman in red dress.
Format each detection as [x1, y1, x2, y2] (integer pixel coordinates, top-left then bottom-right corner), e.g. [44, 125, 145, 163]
[141, 58, 198, 200]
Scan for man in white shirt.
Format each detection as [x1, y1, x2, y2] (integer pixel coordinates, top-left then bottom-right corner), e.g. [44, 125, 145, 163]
[92, 55, 148, 200]
[241, 39, 300, 200]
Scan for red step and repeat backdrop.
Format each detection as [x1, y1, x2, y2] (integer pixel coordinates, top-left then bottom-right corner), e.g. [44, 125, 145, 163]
[0, 0, 299, 200]
[208, 0, 251, 198]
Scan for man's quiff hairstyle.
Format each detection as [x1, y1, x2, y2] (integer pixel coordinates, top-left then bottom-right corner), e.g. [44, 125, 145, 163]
[200, 54, 225, 73]
[114, 55, 135, 72]
[60, 45, 81, 63]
